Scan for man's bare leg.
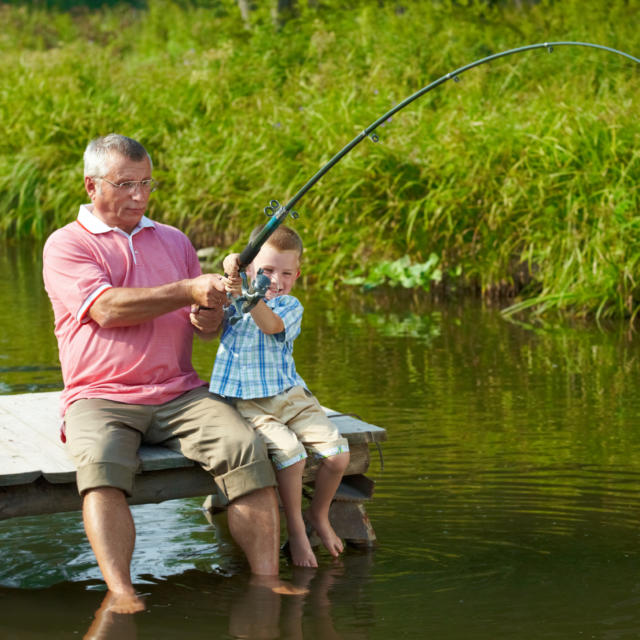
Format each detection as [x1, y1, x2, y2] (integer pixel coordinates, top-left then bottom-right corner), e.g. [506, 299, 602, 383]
[276, 461, 318, 568]
[227, 487, 307, 595]
[82, 487, 145, 614]
[306, 452, 350, 558]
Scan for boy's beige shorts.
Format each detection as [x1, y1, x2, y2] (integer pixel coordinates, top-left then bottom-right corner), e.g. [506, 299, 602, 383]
[236, 385, 349, 470]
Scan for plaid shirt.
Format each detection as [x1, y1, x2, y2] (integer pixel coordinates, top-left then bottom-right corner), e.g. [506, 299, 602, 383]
[209, 295, 307, 399]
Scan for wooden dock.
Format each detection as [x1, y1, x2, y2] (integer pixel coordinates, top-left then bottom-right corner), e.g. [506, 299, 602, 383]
[0, 391, 386, 546]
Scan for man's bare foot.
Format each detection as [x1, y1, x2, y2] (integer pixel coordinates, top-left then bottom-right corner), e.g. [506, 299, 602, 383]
[250, 574, 309, 596]
[84, 592, 143, 640]
[107, 590, 146, 614]
[306, 512, 344, 558]
[288, 531, 319, 568]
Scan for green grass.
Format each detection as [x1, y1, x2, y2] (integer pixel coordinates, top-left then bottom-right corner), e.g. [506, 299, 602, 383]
[1, 0, 639, 320]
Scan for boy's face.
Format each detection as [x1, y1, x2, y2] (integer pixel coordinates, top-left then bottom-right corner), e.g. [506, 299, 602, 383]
[248, 245, 300, 300]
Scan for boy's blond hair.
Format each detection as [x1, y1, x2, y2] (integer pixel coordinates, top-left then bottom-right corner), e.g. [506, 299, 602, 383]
[249, 224, 303, 258]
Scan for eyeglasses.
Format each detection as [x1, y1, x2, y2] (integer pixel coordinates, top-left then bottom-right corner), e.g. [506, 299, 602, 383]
[95, 177, 158, 193]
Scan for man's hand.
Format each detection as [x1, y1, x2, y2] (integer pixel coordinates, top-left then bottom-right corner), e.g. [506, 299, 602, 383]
[189, 274, 227, 309]
[190, 304, 223, 337]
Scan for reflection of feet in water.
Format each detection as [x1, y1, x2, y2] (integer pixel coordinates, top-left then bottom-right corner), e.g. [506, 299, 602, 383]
[305, 510, 344, 558]
[84, 592, 141, 640]
[250, 573, 309, 596]
[280, 564, 346, 640]
[229, 568, 344, 640]
[294, 561, 344, 608]
[229, 576, 283, 639]
[229, 573, 310, 639]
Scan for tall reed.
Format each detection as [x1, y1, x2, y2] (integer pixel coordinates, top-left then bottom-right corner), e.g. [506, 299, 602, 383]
[1, 0, 638, 319]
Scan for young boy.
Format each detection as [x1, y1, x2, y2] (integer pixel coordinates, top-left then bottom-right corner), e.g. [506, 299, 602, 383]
[210, 225, 350, 568]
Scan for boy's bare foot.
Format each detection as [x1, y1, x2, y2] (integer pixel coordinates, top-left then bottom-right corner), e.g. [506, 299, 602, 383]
[306, 512, 344, 558]
[288, 531, 319, 568]
[250, 574, 309, 596]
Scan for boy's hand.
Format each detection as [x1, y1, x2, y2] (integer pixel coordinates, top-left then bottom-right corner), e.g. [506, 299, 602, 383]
[223, 253, 241, 277]
[224, 273, 243, 297]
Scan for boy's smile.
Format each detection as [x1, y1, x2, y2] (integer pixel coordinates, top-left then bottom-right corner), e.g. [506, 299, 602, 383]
[248, 245, 300, 300]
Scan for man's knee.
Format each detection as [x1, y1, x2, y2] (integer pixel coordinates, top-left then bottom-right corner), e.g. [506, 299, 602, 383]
[76, 462, 137, 497]
[82, 485, 128, 502]
[229, 486, 278, 509]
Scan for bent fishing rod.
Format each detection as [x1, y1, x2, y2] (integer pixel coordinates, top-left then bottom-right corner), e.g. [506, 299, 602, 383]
[234, 41, 639, 272]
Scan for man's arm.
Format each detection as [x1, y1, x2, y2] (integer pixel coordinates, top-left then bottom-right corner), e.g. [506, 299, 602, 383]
[89, 274, 227, 328]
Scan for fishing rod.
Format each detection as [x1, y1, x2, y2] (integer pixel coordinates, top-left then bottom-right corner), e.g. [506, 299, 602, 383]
[235, 41, 639, 272]
[223, 41, 639, 317]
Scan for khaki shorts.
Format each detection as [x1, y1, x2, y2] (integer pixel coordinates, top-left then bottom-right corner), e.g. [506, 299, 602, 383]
[64, 386, 275, 504]
[236, 386, 349, 470]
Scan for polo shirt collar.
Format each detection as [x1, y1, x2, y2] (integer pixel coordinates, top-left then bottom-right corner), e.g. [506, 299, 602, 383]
[77, 204, 155, 236]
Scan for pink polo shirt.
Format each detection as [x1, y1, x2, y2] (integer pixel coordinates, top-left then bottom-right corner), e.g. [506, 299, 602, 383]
[43, 205, 206, 416]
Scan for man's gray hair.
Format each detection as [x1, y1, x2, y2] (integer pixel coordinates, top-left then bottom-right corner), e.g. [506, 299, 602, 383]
[83, 134, 153, 177]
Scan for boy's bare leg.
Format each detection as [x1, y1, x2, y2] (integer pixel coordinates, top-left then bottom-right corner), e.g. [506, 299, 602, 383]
[306, 452, 350, 558]
[82, 487, 145, 614]
[227, 486, 308, 594]
[276, 460, 318, 568]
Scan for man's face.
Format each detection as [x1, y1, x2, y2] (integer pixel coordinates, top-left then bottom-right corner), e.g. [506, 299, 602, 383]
[85, 153, 153, 234]
[248, 245, 300, 300]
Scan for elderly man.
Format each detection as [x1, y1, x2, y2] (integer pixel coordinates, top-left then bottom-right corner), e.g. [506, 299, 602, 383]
[43, 134, 286, 614]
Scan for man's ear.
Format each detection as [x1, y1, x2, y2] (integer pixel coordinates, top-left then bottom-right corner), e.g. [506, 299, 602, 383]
[85, 176, 98, 200]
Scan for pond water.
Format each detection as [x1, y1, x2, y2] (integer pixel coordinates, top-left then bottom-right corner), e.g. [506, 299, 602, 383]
[3, 241, 640, 639]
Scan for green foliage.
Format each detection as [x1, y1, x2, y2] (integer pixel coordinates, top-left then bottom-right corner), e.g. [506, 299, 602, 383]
[344, 254, 446, 290]
[1, 0, 639, 320]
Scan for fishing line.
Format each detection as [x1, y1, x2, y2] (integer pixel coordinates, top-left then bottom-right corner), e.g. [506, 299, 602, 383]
[234, 41, 639, 270]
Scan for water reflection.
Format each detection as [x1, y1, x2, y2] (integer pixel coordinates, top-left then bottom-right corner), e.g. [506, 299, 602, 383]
[78, 557, 375, 640]
[85, 593, 139, 640]
[6, 242, 640, 638]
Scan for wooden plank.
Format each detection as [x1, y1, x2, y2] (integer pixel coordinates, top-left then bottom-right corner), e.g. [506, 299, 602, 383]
[0, 413, 75, 485]
[0, 446, 374, 520]
[0, 392, 386, 489]
[0, 467, 219, 520]
[321, 409, 387, 444]
[0, 393, 198, 485]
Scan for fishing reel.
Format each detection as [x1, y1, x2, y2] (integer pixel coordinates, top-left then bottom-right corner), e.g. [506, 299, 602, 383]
[224, 269, 271, 325]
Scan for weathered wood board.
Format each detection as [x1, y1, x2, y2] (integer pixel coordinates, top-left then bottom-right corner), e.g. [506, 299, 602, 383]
[0, 391, 386, 521]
